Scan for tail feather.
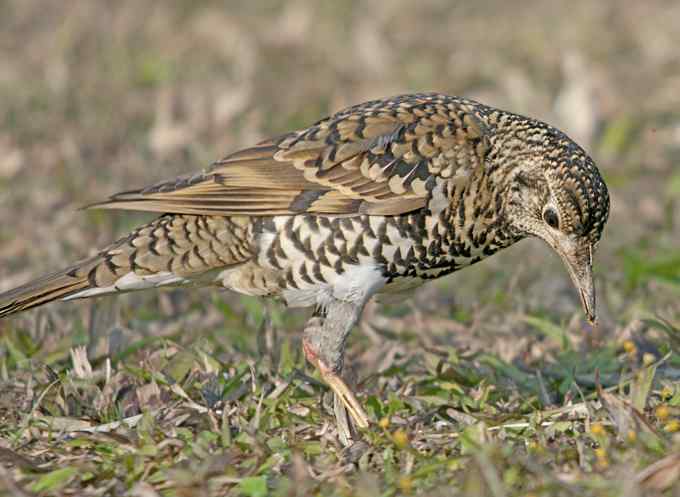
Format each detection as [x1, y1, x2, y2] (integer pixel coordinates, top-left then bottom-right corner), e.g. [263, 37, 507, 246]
[0, 214, 253, 320]
[0, 258, 99, 318]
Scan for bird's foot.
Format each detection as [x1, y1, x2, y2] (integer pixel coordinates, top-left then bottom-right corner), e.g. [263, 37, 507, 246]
[333, 391, 355, 447]
[302, 337, 370, 443]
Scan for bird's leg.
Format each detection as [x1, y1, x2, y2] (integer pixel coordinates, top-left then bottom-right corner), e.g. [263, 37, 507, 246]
[303, 336, 370, 429]
[302, 300, 369, 441]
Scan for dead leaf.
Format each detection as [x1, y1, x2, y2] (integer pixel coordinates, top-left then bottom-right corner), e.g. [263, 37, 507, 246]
[70, 346, 93, 379]
[596, 371, 660, 441]
[129, 481, 162, 497]
[0, 447, 44, 472]
[636, 453, 680, 491]
[136, 381, 162, 409]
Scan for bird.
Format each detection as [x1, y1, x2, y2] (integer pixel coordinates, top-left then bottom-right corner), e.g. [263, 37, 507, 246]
[0, 92, 610, 442]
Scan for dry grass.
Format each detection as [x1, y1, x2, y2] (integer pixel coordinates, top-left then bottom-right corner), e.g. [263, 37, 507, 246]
[0, 1, 679, 495]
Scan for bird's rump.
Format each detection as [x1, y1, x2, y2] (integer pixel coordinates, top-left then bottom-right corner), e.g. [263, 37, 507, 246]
[89, 94, 490, 217]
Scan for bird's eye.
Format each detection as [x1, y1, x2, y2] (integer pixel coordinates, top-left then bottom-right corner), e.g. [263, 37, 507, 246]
[543, 208, 559, 229]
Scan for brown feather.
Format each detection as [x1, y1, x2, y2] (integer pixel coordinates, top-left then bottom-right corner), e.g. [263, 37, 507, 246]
[0, 259, 96, 318]
[89, 93, 489, 217]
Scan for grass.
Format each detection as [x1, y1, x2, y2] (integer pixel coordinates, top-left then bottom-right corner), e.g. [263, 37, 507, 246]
[1, 1, 679, 495]
[0, 297, 678, 496]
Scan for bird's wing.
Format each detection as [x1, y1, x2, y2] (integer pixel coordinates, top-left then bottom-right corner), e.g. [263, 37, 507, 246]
[90, 94, 490, 217]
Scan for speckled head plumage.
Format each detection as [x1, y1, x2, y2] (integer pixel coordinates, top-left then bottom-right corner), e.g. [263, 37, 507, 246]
[493, 114, 610, 322]
[545, 147, 610, 247]
[500, 124, 609, 238]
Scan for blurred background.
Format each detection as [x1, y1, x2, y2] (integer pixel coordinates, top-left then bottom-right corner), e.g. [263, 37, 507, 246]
[0, 0, 678, 360]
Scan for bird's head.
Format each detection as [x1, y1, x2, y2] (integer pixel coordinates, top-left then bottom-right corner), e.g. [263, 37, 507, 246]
[503, 127, 610, 324]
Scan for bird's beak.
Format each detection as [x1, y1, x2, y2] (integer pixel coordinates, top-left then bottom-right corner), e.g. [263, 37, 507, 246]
[557, 244, 597, 324]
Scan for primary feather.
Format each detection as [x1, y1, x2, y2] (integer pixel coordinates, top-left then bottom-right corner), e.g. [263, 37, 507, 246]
[89, 94, 488, 217]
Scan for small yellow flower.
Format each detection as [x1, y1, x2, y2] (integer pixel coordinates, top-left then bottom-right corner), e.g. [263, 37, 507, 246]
[660, 385, 673, 400]
[594, 447, 609, 469]
[663, 419, 679, 433]
[655, 405, 670, 421]
[392, 429, 410, 449]
[398, 476, 413, 494]
[626, 430, 637, 442]
[590, 422, 606, 437]
[642, 353, 655, 366]
[378, 417, 390, 429]
[527, 440, 540, 451]
[622, 340, 637, 355]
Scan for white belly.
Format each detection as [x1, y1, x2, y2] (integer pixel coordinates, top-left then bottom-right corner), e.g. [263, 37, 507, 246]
[281, 263, 387, 308]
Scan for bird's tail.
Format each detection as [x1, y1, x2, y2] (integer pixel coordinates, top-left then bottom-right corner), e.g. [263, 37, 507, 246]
[0, 255, 106, 318]
[0, 214, 252, 320]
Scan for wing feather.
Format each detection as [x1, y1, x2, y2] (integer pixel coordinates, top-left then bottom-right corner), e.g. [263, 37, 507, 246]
[89, 93, 490, 217]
